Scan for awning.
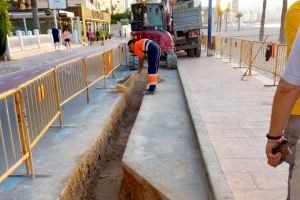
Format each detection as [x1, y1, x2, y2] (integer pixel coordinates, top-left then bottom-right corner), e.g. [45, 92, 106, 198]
[9, 10, 75, 19]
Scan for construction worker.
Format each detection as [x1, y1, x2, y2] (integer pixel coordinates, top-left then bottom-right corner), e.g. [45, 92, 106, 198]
[128, 39, 161, 94]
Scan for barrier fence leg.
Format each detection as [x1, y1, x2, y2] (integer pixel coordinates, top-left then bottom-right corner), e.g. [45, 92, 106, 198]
[112, 70, 115, 79]
[103, 53, 107, 89]
[239, 40, 243, 68]
[273, 45, 280, 86]
[111, 52, 115, 79]
[53, 70, 63, 128]
[229, 38, 232, 62]
[83, 59, 90, 104]
[221, 39, 224, 59]
[15, 91, 35, 178]
[249, 42, 254, 76]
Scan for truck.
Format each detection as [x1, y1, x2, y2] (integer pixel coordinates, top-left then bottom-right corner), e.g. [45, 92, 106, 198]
[172, 1, 202, 57]
[130, 0, 202, 69]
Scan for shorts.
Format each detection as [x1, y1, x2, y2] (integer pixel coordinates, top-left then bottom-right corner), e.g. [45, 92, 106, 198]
[65, 38, 70, 43]
[53, 36, 59, 43]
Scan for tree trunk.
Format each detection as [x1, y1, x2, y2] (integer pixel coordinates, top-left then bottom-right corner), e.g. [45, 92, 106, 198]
[259, 0, 267, 41]
[219, 15, 222, 32]
[238, 18, 240, 31]
[31, 0, 40, 30]
[279, 0, 288, 44]
[217, 14, 220, 32]
[225, 13, 228, 32]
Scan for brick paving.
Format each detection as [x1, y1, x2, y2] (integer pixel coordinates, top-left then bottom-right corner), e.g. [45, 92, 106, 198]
[178, 56, 288, 200]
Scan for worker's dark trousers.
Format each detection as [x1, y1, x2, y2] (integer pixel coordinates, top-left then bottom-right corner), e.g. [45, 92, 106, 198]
[147, 42, 161, 92]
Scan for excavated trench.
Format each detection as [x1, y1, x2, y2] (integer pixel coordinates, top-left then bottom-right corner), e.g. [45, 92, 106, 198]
[80, 71, 147, 200]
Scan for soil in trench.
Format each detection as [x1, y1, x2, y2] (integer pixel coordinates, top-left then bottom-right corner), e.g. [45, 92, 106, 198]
[83, 82, 145, 200]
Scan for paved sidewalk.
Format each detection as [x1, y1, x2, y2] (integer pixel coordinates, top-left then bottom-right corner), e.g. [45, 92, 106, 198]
[178, 56, 288, 200]
[0, 38, 126, 76]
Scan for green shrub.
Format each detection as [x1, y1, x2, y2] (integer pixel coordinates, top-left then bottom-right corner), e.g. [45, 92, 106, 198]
[111, 9, 131, 22]
[0, 0, 11, 56]
[111, 19, 118, 24]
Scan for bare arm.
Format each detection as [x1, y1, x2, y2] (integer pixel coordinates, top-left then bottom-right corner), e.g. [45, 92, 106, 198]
[269, 79, 300, 137]
[266, 79, 300, 167]
[138, 57, 144, 72]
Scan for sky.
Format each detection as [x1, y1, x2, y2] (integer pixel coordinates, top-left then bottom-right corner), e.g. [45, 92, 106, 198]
[200, 0, 298, 11]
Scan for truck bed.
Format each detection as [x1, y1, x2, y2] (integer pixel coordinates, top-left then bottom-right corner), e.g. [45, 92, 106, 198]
[173, 7, 201, 31]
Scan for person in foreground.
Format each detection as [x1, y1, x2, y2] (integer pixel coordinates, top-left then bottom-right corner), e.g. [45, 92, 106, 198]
[266, 1, 300, 200]
[128, 39, 161, 95]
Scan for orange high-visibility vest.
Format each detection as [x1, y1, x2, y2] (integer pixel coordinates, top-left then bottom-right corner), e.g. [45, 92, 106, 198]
[133, 39, 150, 58]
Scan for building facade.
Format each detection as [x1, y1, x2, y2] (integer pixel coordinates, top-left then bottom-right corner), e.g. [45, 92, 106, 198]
[9, 0, 111, 42]
[232, 0, 239, 13]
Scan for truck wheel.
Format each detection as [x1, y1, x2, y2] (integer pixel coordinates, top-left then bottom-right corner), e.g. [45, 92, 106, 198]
[195, 48, 201, 57]
[187, 49, 195, 57]
[172, 56, 178, 69]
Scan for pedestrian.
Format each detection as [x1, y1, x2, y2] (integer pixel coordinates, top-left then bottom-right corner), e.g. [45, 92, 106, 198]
[52, 27, 60, 51]
[87, 29, 94, 45]
[62, 28, 71, 51]
[119, 29, 123, 39]
[128, 39, 161, 95]
[101, 35, 105, 46]
[265, 1, 300, 200]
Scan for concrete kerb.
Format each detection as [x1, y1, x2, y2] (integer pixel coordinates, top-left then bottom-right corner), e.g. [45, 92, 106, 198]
[122, 162, 168, 200]
[177, 66, 234, 200]
[120, 70, 169, 200]
[58, 71, 143, 200]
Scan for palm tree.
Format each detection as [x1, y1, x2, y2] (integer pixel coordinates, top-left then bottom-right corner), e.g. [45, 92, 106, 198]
[224, 7, 231, 32]
[235, 12, 243, 31]
[216, 5, 223, 32]
[259, 0, 267, 41]
[31, 0, 40, 30]
[279, 0, 288, 44]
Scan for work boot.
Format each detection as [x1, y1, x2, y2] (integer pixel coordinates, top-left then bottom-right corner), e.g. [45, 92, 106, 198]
[144, 89, 155, 95]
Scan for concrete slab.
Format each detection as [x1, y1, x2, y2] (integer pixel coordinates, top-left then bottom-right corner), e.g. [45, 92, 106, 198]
[0, 69, 134, 200]
[122, 69, 212, 200]
[177, 56, 288, 200]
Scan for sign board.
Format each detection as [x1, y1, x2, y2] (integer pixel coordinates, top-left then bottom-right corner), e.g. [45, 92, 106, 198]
[48, 0, 67, 10]
[83, 8, 111, 22]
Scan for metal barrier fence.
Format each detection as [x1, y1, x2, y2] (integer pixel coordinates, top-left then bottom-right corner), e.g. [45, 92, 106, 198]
[221, 38, 231, 58]
[276, 44, 287, 77]
[201, 35, 207, 50]
[214, 36, 222, 55]
[20, 69, 60, 149]
[214, 36, 287, 84]
[0, 44, 128, 183]
[56, 58, 87, 106]
[230, 38, 242, 62]
[240, 40, 253, 70]
[0, 90, 33, 183]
